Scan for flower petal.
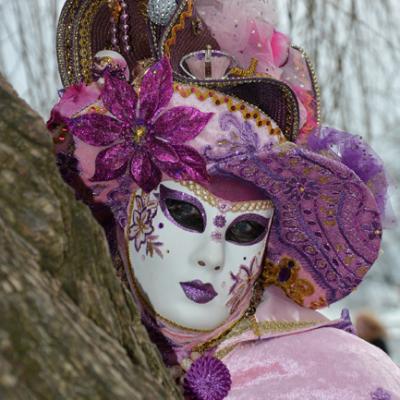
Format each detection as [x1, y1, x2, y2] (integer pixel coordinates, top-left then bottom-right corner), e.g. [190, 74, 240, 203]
[68, 114, 124, 146]
[90, 143, 131, 181]
[51, 83, 101, 120]
[101, 71, 137, 125]
[160, 145, 209, 183]
[150, 139, 179, 164]
[138, 57, 173, 122]
[154, 106, 213, 143]
[130, 150, 162, 192]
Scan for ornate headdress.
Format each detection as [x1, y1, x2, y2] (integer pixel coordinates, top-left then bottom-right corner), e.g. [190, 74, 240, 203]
[50, 0, 391, 311]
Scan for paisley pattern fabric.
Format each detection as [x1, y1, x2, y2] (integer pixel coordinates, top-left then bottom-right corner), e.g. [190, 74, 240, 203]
[214, 142, 381, 308]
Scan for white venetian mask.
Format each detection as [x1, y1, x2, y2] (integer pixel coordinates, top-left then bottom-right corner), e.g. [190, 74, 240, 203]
[127, 179, 274, 331]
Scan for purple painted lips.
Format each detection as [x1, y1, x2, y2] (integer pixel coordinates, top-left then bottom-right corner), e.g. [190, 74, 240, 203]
[180, 280, 218, 304]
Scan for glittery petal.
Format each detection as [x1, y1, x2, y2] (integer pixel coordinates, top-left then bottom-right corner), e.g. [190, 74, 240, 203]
[154, 106, 213, 143]
[150, 139, 179, 164]
[157, 145, 209, 183]
[130, 150, 162, 192]
[138, 57, 173, 122]
[90, 143, 131, 181]
[68, 114, 124, 146]
[175, 145, 209, 182]
[101, 71, 137, 125]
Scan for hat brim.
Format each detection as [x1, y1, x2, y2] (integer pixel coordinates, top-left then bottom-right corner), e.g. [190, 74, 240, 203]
[217, 144, 382, 309]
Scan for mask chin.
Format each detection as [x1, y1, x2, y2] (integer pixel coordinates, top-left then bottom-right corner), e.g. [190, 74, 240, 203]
[126, 180, 273, 331]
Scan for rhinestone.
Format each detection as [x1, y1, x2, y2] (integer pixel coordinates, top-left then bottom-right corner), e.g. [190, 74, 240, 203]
[148, 0, 177, 26]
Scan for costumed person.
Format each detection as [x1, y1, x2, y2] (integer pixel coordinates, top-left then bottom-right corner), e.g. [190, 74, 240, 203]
[356, 311, 391, 355]
[48, 0, 400, 398]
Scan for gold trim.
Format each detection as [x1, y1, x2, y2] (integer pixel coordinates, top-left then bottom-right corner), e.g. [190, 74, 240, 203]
[230, 58, 259, 78]
[214, 320, 321, 359]
[174, 83, 286, 142]
[57, 0, 81, 86]
[263, 257, 316, 307]
[180, 181, 274, 212]
[292, 45, 321, 126]
[74, 0, 107, 84]
[164, 0, 194, 57]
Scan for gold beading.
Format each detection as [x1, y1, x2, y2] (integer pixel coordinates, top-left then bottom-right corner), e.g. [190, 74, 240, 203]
[180, 181, 274, 212]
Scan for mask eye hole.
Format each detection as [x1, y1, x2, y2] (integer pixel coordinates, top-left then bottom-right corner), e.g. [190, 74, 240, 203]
[159, 184, 207, 233]
[165, 199, 205, 233]
[226, 214, 269, 246]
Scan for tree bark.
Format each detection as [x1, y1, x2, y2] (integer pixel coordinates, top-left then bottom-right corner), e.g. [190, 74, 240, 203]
[0, 74, 182, 399]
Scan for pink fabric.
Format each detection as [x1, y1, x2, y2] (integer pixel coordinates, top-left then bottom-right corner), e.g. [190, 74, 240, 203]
[195, 0, 319, 140]
[215, 286, 334, 356]
[223, 328, 400, 399]
[196, 1, 290, 79]
[256, 286, 329, 323]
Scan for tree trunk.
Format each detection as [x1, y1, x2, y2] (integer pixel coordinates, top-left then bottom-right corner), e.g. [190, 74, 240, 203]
[0, 74, 182, 399]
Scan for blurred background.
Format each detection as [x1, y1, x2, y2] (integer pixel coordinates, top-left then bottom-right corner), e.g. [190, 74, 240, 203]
[0, 0, 399, 362]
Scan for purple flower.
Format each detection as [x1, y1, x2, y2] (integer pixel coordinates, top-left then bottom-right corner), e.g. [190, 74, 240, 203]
[184, 356, 231, 400]
[213, 215, 227, 228]
[371, 388, 392, 400]
[67, 58, 213, 192]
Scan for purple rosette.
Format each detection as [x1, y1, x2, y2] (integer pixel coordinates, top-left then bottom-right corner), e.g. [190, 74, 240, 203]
[184, 356, 231, 400]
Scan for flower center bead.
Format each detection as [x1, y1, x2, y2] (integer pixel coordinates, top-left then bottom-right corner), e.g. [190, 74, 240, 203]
[133, 126, 147, 144]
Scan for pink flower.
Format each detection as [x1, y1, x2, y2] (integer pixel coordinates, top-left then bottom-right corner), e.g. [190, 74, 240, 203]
[66, 58, 213, 192]
[246, 19, 290, 77]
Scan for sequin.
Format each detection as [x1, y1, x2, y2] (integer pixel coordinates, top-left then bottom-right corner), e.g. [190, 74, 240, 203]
[148, 0, 177, 26]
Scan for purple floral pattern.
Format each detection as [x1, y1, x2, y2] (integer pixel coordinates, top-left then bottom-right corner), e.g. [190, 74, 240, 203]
[371, 388, 392, 400]
[226, 257, 261, 314]
[128, 192, 159, 253]
[67, 58, 213, 192]
[107, 174, 134, 228]
[204, 112, 273, 164]
[283, 177, 320, 201]
[213, 215, 227, 228]
[211, 231, 223, 242]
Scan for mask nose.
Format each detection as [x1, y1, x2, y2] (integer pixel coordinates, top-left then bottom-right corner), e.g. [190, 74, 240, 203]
[192, 237, 225, 271]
